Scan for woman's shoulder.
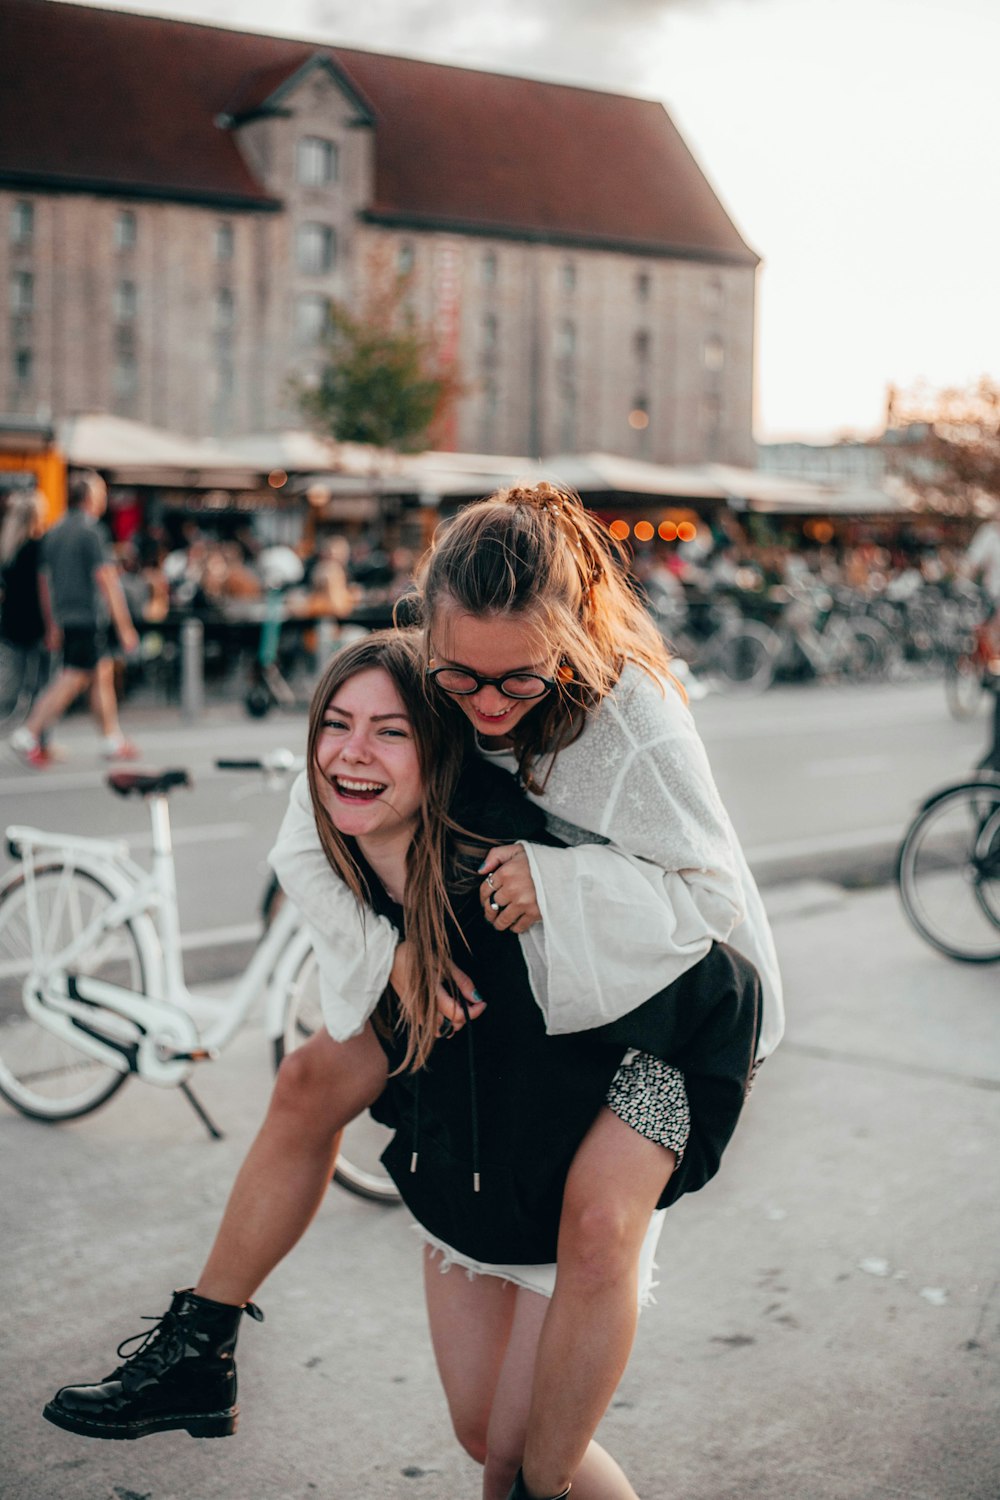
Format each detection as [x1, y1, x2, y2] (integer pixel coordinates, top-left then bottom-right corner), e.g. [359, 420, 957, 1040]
[596, 661, 693, 744]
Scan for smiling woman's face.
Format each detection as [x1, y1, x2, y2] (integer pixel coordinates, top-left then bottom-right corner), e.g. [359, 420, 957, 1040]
[430, 605, 556, 739]
[313, 667, 423, 842]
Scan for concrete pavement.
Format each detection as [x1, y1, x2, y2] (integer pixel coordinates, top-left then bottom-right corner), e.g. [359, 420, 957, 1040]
[2, 872, 998, 1499]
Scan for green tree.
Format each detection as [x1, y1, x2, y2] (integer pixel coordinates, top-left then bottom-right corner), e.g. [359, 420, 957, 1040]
[297, 283, 462, 453]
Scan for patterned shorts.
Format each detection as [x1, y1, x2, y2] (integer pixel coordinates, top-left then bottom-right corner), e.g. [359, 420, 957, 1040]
[605, 1050, 691, 1162]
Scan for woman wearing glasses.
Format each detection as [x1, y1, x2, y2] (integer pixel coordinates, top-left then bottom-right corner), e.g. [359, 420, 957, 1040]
[272, 486, 782, 1500]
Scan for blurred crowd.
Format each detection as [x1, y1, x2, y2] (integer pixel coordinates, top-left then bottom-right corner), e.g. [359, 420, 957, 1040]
[112, 520, 419, 628]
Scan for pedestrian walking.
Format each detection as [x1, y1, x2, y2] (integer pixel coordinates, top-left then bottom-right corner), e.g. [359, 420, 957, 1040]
[0, 488, 53, 749]
[10, 469, 140, 766]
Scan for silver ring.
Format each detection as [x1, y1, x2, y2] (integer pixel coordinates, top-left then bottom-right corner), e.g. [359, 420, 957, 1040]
[489, 896, 500, 914]
[486, 872, 496, 891]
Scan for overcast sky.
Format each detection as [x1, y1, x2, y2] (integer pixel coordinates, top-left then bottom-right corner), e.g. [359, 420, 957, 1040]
[64, 0, 1000, 441]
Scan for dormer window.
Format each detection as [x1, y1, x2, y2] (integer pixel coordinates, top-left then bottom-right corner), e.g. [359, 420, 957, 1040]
[297, 137, 339, 187]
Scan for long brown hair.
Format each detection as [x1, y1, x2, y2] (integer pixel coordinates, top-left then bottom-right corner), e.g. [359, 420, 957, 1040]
[306, 630, 476, 1072]
[417, 482, 678, 790]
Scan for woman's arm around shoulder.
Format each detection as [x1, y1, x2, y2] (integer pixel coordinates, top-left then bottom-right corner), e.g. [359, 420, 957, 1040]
[268, 771, 398, 1040]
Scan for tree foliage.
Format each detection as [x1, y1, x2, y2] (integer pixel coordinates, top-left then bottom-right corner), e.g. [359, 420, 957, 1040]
[886, 377, 1000, 516]
[296, 282, 462, 454]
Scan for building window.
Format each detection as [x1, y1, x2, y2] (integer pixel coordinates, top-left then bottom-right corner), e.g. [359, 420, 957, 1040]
[295, 293, 329, 345]
[557, 320, 576, 359]
[114, 280, 138, 322]
[559, 383, 577, 452]
[13, 347, 32, 385]
[10, 270, 33, 315]
[397, 242, 415, 276]
[215, 222, 234, 262]
[214, 287, 235, 330]
[636, 270, 651, 302]
[482, 313, 498, 353]
[213, 361, 235, 403]
[703, 276, 724, 312]
[634, 329, 650, 362]
[115, 210, 137, 251]
[481, 251, 498, 287]
[561, 261, 577, 293]
[112, 351, 138, 401]
[703, 335, 725, 372]
[481, 377, 499, 449]
[297, 222, 336, 275]
[11, 200, 34, 246]
[297, 137, 339, 187]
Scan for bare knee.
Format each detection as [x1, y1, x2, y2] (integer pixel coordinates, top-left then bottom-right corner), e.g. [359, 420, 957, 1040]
[271, 1029, 383, 1133]
[557, 1196, 638, 1292]
[449, 1410, 489, 1466]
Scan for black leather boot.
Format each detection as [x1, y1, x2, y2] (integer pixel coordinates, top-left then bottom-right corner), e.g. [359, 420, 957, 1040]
[42, 1289, 263, 1441]
[506, 1469, 571, 1500]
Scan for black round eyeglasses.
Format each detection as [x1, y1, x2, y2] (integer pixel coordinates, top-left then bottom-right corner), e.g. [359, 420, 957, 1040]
[426, 666, 556, 700]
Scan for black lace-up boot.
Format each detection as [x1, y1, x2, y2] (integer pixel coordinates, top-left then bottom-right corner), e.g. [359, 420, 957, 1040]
[506, 1470, 571, 1500]
[42, 1289, 263, 1441]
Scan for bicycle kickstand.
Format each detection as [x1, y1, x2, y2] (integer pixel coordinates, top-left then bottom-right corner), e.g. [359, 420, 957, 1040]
[179, 1081, 225, 1141]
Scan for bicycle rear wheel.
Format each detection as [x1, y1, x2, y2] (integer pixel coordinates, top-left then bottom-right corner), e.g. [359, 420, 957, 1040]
[275, 945, 400, 1204]
[0, 865, 143, 1119]
[896, 781, 1000, 962]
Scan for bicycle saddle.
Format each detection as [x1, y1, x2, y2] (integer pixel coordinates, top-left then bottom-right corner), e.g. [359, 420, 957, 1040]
[107, 769, 192, 797]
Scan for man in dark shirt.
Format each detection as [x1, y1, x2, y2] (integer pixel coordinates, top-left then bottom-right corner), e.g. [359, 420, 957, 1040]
[10, 470, 140, 766]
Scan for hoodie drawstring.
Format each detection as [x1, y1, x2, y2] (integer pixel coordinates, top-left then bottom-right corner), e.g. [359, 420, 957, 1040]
[409, 993, 481, 1194]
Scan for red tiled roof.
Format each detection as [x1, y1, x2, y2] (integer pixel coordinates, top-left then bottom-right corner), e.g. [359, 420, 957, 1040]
[0, 0, 757, 260]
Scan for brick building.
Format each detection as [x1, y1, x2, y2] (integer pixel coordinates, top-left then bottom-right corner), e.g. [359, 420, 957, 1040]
[1, 0, 759, 464]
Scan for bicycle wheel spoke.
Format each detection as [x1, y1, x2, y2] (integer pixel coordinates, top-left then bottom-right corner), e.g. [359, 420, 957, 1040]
[0, 867, 141, 1118]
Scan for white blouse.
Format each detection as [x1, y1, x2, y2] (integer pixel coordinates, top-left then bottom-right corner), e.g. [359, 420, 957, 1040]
[270, 665, 784, 1059]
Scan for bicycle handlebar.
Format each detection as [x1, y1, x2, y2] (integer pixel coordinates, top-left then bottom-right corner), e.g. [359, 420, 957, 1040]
[215, 749, 302, 776]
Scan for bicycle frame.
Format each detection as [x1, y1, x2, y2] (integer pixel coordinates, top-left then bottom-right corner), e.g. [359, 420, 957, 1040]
[7, 796, 311, 1087]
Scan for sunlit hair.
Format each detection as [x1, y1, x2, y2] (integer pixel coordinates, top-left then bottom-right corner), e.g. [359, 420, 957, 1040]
[0, 489, 45, 564]
[305, 629, 480, 1072]
[417, 481, 679, 790]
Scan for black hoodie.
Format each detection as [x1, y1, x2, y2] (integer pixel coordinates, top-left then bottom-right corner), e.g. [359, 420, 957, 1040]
[359, 758, 761, 1267]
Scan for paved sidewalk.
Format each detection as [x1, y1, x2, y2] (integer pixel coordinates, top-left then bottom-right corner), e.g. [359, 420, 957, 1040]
[2, 880, 998, 1499]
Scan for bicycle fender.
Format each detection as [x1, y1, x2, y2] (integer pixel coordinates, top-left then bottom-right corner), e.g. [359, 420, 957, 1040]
[914, 773, 1000, 816]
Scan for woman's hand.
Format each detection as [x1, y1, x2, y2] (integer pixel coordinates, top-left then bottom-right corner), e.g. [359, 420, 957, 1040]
[478, 844, 541, 934]
[390, 940, 485, 1037]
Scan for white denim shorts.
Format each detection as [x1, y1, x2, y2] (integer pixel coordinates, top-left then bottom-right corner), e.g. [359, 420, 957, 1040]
[417, 1208, 667, 1307]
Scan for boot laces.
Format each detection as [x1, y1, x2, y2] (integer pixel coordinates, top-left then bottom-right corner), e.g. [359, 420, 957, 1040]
[114, 1309, 183, 1373]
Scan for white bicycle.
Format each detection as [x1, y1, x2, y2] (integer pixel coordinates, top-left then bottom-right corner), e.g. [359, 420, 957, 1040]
[0, 752, 399, 1203]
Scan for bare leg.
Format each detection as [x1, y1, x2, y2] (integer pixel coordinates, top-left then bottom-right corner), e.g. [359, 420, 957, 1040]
[483, 1285, 641, 1500]
[521, 1109, 675, 1499]
[195, 1025, 388, 1305]
[90, 656, 121, 739]
[24, 667, 90, 739]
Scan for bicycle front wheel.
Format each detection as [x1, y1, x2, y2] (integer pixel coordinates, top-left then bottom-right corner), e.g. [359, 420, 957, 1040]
[0, 865, 145, 1119]
[896, 781, 1000, 962]
[275, 945, 401, 1204]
